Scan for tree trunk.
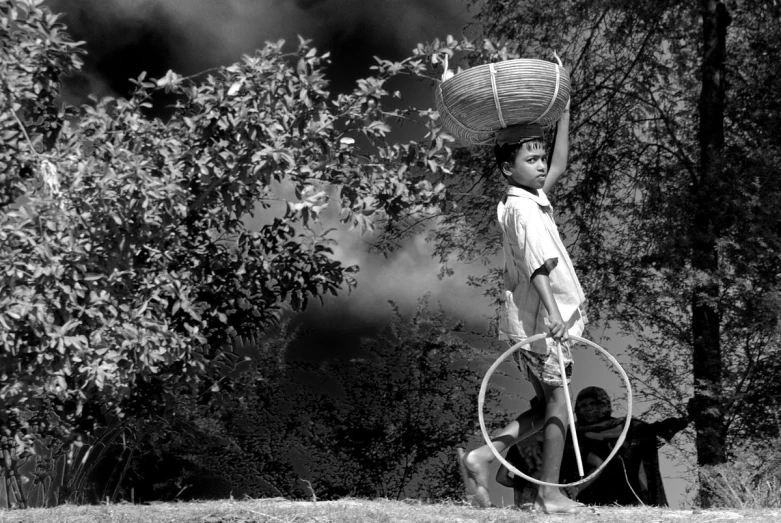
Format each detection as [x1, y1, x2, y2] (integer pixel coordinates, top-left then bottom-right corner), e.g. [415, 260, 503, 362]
[694, 0, 730, 506]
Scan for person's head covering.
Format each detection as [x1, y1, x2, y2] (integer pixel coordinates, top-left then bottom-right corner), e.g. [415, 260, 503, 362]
[575, 386, 612, 422]
[495, 124, 544, 145]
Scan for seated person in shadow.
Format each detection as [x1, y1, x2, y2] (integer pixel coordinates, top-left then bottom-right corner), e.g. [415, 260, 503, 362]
[561, 386, 688, 506]
[495, 427, 545, 509]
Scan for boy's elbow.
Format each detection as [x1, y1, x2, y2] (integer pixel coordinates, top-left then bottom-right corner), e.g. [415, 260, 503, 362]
[530, 265, 550, 282]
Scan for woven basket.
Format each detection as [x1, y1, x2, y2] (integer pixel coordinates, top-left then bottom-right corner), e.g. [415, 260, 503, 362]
[435, 58, 570, 145]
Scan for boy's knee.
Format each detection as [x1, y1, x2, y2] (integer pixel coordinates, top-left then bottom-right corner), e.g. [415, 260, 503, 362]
[539, 386, 571, 417]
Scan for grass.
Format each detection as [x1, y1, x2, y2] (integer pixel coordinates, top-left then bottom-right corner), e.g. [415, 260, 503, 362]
[1, 498, 780, 523]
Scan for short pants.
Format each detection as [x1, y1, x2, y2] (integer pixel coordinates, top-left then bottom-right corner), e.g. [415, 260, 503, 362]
[510, 338, 573, 387]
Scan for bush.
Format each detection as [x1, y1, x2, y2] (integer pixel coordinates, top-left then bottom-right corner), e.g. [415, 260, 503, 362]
[2, 0, 453, 461]
[700, 438, 781, 508]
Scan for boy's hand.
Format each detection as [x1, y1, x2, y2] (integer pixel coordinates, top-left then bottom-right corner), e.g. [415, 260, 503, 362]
[548, 313, 569, 341]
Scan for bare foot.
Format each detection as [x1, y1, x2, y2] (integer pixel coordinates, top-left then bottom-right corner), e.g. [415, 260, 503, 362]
[535, 493, 594, 514]
[456, 448, 492, 508]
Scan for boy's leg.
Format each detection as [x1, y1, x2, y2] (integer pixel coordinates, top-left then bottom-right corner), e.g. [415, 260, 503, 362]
[534, 379, 590, 513]
[459, 400, 545, 507]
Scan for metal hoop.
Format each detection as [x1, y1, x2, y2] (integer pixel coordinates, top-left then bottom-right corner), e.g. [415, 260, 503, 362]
[478, 333, 633, 488]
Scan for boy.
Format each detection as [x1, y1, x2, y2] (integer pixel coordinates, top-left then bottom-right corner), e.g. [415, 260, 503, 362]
[458, 101, 591, 514]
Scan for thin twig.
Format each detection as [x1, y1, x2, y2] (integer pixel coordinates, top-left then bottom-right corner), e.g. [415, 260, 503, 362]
[10, 108, 39, 158]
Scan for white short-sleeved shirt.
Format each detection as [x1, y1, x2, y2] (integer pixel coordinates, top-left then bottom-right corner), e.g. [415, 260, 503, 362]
[497, 186, 587, 354]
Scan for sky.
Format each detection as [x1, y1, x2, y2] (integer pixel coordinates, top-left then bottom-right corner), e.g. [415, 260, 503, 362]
[49, 0, 475, 102]
[42, 0, 692, 507]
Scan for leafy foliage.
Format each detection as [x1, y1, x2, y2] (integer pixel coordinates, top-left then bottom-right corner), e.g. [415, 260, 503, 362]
[1, 0, 457, 474]
[0, 0, 82, 207]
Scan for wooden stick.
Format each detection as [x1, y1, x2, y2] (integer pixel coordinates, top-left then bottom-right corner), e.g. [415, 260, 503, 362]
[558, 340, 584, 478]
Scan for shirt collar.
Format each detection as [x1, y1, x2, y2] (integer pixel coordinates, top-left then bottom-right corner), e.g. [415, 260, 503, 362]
[507, 185, 551, 207]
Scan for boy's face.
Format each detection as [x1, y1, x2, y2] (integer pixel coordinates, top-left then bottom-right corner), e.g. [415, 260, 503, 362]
[504, 142, 548, 190]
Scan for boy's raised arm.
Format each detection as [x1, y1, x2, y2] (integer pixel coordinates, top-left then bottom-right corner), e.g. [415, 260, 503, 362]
[543, 100, 570, 193]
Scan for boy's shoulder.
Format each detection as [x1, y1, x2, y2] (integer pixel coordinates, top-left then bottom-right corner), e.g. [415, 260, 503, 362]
[503, 187, 551, 207]
[503, 194, 542, 210]
[500, 188, 549, 217]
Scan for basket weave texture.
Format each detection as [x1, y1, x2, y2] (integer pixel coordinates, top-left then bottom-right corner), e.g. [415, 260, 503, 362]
[435, 59, 570, 145]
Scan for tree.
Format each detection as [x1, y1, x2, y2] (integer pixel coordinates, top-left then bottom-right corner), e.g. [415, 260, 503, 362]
[1, 0, 456, 479]
[693, 0, 730, 475]
[372, 0, 781, 503]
